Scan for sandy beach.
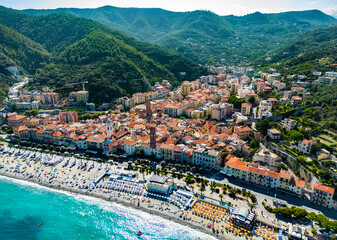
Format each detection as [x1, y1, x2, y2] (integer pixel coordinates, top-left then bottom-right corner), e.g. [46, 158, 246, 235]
[0, 146, 271, 240]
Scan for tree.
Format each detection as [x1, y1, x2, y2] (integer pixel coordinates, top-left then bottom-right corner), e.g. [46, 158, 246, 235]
[248, 96, 255, 105]
[249, 204, 256, 211]
[228, 95, 246, 109]
[287, 130, 304, 141]
[200, 186, 205, 195]
[219, 194, 223, 203]
[310, 143, 323, 155]
[24, 109, 39, 117]
[311, 228, 317, 235]
[256, 119, 271, 135]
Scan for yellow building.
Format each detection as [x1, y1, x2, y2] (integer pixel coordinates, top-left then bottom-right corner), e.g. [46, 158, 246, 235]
[202, 106, 212, 118]
[241, 103, 252, 115]
[132, 93, 146, 104]
[13, 125, 28, 139]
[160, 144, 175, 160]
[181, 82, 193, 96]
[278, 170, 291, 190]
[191, 110, 204, 119]
[224, 156, 248, 181]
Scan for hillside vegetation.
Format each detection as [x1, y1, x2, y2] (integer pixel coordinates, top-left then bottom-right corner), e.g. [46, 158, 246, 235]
[23, 6, 337, 64]
[0, 6, 207, 103]
[260, 26, 337, 76]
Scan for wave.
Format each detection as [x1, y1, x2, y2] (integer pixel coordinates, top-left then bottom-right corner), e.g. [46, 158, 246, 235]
[0, 175, 216, 240]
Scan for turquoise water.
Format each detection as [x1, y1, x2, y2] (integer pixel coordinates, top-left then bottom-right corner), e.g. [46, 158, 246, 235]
[0, 176, 213, 240]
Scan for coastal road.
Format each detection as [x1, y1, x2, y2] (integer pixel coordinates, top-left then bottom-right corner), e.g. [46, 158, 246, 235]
[209, 172, 337, 220]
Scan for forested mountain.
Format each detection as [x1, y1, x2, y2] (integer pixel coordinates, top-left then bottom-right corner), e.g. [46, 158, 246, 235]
[259, 26, 337, 76]
[0, 6, 207, 103]
[23, 6, 337, 64]
[0, 23, 51, 73]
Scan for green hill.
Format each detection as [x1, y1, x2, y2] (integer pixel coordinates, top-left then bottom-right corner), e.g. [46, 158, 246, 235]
[259, 26, 337, 76]
[23, 6, 337, 64]
[0, 23, 51, 74]
[0, 6, 207, 103]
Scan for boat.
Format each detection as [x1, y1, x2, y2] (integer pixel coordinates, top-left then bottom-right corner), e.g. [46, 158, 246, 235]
[37, 223, 43, 226]
[137, 231, 142, 236]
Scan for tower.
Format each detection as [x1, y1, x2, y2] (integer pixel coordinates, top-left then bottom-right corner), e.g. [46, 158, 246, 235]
[150, 126, 156, 149]
[106, 118, 113, 139]
[145, 98, 152, 117]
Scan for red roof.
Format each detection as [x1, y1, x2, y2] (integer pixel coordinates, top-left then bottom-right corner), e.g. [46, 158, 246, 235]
[290, 178, 305, 189]
[226, 157, 249, 171]
[52, 131, 63, 137]
[14, 125, 27, 131]
[314, 183, 335, 194]
[139, 135, 150, 142]
[124, 140, 136, 145]
[8, 115, 26, 120]
[279, 170, 291, 180]
[161, 144, 175, 150]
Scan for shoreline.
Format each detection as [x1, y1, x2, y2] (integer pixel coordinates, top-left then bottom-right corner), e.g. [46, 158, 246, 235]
[0, 171, 222, 240]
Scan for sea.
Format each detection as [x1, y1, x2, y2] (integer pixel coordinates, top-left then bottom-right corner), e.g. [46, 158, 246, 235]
[0, 176, 215, 240]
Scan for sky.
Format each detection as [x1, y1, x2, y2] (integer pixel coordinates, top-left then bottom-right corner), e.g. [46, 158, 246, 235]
[1, 0, 337, 17]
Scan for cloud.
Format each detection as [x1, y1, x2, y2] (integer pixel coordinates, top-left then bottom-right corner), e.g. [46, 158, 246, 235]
[308, 1, 320, 6]
[323, 5, 337, 17]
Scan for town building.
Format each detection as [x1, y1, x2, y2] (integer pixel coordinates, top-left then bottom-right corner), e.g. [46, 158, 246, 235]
[241, 103, 252, 115]
[311, 183, 335, 209]
[75, 91, 89, 105]
[192, 148, 221, 169]
[282, 118, 296, 132]
[124, 140, 137, 156]
[278, 170, 291, 191]
[267, 129, 281, 140]
[297, 139, 317, 154]
[7, 115, 27, 128]
[164, 104, 185, 117]
[146, 175, 174, 195]
[253, 149, 281, 167]
[59, 111, 79, 123]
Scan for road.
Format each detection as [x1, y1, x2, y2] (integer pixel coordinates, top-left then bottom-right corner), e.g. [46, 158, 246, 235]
[208, 172, 337, 220]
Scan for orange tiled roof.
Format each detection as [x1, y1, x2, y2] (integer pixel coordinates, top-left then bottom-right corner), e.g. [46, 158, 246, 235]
[226, 157, 249, 171]
[290, 178, 305, 189]
[52, 131, 63, 137]
[8, 115, 26, 120]
[279, 170, 291, 180]
[14, 125, 27, 131]
[314, 183, 335, 194]
[124, 140, 136, 145]
[161, 144, 175, 150]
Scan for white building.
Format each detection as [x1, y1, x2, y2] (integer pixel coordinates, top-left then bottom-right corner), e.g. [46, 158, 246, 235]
[192, 148, 221, 169]
[253, 149, 281, 167]
[265, 171, 280, 189]
[282, 118, 296, 132]
[289, 177, 305, 197]
[124, 140, 137, 155]
[146, 175, 174, 195]
[267, 129, 281, 140]
[164, 103, 185, 117]
[139, 143, 162, 159]
[298, 139, 317, 154]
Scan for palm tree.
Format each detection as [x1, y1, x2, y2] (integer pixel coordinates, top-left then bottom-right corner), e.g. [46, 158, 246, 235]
[200, 186, 205, 196]
[219, 194, 223, 203]
[249, 203, 256, 211]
